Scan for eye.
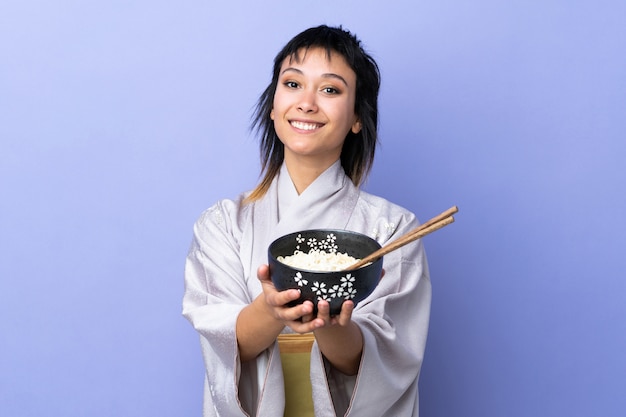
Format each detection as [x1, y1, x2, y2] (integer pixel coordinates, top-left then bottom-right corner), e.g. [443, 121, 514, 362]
[322, 86, 340, 95]
[283, 81, 299, 89]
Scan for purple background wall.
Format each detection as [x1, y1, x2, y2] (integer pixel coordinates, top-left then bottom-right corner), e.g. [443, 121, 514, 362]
[1, 1, 624, 416]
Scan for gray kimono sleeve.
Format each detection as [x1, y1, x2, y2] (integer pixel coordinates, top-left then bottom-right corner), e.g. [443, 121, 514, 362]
[182, 203, 255, 417]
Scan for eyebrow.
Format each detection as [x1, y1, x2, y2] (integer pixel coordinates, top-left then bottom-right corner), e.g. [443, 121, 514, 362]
[280, 67, 349, 87]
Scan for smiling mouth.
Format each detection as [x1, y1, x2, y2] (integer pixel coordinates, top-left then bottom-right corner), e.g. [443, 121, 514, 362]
[290, 120, 323, 131]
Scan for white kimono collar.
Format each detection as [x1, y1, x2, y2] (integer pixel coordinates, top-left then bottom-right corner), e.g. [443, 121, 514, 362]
[276, 159, 346, 222]
[263, 159, 360, 243]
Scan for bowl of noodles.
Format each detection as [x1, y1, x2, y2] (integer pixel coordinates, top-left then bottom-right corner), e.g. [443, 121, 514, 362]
[268, 229, 383, 316]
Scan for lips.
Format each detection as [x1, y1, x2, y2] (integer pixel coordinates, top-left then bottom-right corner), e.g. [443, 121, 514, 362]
[290, 120, 323, 131]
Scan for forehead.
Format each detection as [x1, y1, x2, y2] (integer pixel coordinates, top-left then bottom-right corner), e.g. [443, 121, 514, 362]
[281, 47, 355, 77]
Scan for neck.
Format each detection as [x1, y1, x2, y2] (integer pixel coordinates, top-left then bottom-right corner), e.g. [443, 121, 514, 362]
[284, 155, 339, 194]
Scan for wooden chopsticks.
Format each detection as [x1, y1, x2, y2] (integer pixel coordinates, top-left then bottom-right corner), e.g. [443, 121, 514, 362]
[344, 205, 458, 271]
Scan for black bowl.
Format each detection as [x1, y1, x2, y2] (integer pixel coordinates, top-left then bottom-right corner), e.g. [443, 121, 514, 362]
[268, 229, 383, 315]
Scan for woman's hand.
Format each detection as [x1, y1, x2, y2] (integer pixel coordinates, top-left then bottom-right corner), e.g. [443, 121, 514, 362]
[309, 268, 384, 375]
[259, 267, 362, 373]
[236, 264, 303, 361]
[312, 299, 363, 375]
[301, 299, 354, 327]
[257, 264, 325, 334]
[243, 266, 382, 371]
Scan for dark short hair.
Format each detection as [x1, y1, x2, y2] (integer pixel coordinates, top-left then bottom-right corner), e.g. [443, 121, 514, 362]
[246, 25, 381, 202]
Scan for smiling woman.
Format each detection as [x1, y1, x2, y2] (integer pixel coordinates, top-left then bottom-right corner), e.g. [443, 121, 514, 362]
[182, 25, 432, 417]
[271, 47, 361, 193]
[247, 26, 381, 204]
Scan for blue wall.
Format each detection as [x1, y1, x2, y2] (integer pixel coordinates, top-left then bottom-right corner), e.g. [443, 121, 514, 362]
[1, 1, 624, 416]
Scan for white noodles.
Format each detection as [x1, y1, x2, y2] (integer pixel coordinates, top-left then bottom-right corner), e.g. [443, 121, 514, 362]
[277, 250, 360, 271]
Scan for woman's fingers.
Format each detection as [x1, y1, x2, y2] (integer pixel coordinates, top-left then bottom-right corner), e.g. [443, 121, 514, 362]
[258, 264, 299, 306]
[335, 300, 354, 326]
[257, 265, 356, 332]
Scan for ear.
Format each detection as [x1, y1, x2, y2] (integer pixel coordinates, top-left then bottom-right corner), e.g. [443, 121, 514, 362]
[270, 109, 275, 120]
[351, 118, 362, 134]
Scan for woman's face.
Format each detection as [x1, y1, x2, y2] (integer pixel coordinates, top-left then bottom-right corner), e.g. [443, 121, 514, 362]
[271, 47, 361, 168]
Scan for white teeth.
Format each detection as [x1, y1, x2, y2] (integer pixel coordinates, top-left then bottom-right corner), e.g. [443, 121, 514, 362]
[291, 121, 320, 131]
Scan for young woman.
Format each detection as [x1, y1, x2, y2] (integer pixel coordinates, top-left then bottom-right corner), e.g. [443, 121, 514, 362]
[183, 25, 431, 416]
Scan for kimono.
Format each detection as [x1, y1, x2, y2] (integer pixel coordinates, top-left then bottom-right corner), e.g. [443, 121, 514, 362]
[183, 160, 431, 416]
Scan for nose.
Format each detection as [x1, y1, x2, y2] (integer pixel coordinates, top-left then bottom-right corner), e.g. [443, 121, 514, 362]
[297, 88, 318, 113]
